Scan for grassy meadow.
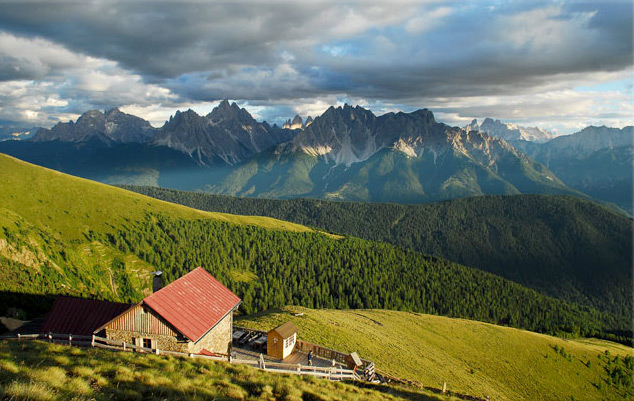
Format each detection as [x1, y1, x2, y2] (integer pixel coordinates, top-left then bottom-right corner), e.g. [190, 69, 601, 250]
[0, 340, 453, 401]
[238, 306, 634, 401]
[0, 153, 316, 242]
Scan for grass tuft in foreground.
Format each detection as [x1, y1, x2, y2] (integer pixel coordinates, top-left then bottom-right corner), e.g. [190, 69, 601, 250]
[0, 340, 454, 401]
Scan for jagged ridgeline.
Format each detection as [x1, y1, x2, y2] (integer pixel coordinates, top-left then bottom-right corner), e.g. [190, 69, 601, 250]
[0, 154, 624, 342]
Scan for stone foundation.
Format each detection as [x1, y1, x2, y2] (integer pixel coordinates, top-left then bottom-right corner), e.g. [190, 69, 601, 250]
[106, 329, 189, 353]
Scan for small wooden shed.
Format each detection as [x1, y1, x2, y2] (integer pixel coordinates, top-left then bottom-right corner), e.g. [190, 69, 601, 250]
[267, 321, 297, 360]
[345, 352, 362, 369]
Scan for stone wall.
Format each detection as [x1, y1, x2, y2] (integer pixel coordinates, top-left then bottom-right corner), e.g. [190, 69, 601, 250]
[106, 328, 189, 353]
[105, 310, 234, 355]
[188, 312, 232, 355]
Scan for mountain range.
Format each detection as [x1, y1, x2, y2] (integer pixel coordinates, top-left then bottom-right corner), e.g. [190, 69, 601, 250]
[0, 101, 630, 210]
[465, 118, 555, 143]
[207, 105, 573, 202]
[512, 126, 633, 213]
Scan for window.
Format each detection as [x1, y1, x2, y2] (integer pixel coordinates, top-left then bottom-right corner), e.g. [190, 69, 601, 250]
[284, 334, 295, 349]
[143, 338, 152, 349]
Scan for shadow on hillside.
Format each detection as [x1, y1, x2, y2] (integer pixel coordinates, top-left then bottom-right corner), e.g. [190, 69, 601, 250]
[0, 291, 56, 320]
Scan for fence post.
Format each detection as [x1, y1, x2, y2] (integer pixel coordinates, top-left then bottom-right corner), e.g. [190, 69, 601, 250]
[48, 333, 52, 343]
[123, 342, 126, 351]
[155, 348, 160, 355]
[442, 382, 447, 394]
[91, 335, 95, 347]
[17, 333, 20, 341]
[297, 363, 301, 373]
[69, 334, 72, 346]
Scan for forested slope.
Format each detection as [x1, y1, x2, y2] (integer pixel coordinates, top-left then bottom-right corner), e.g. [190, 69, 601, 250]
[124, 186, 633, 326]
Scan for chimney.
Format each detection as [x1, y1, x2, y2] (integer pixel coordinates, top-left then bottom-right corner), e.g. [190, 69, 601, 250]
[152, 271, 164, 293]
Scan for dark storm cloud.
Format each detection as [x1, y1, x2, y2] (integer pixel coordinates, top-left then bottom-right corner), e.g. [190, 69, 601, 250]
[0, 0, 631, 102]
[0, 1, 332, 77]
[0, 0, 631, 131]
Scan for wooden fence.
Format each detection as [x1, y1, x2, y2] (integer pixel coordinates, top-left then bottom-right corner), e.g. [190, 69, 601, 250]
[0, 332, 359, 381]
[295, 339, 372, 368]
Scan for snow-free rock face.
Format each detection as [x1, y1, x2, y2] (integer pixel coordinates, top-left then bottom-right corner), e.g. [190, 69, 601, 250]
[466, 118, 554, 143]
[284, 105, 524, 169]
[282, 115, 307, 130]
[32, 108, 157, 144]
[211, 104, 572, 203]
[152, 100, 294, 165]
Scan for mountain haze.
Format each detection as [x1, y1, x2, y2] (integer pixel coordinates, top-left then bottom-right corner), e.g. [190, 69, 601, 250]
[32, 108, 157, 144]
[514, 125, 634, 213]
[465, 118, 554, 143]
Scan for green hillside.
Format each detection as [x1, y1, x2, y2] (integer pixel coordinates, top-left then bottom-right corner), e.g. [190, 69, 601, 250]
[123, 186, 633, 326]
[0, 340, 450, 401]
[0, 153, 624, 341]
[239, 306, 634, 401]
[0, 153, 318, 313]
[0, 153, 314, 242]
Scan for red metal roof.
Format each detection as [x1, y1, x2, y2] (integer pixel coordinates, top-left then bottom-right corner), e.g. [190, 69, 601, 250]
[143, 267, 241, 342]
[40, 296, 133, 336]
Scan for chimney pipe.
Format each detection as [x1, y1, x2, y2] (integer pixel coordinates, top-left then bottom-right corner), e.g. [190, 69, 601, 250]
[152, 271, 164, 293]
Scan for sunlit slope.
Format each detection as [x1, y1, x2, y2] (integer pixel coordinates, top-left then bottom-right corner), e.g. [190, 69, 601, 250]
[0, 153, 317, 306]
[0, 153, 314, 241]
[239, 307, 633, 401]
[0, 341, 451, 401]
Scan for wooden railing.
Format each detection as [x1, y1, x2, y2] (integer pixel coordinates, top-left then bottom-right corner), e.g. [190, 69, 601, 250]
[295, 339, 372, 368]
[0, 332, 229, 361]
[230, 353, 359, 380]
[0, 332, 359, 381]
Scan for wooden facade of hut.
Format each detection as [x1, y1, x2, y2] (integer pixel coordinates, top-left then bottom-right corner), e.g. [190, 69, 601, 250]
[97, 267, 241, 355]
[267, 321, 298, 360]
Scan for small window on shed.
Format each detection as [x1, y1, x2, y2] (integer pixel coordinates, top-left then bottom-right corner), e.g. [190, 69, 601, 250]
[143, 338, 152, 349]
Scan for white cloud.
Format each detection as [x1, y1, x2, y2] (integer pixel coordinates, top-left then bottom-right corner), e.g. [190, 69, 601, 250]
[0, 32, 179, 127]
[405, 6, 453, 34]
[498, 6, 597, 52]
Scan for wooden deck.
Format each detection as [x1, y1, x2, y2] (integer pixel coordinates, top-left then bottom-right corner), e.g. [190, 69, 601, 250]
[233, 346, 345, 369]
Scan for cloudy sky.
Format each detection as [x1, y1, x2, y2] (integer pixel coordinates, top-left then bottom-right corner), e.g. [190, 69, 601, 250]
[0, 0, 632, 135]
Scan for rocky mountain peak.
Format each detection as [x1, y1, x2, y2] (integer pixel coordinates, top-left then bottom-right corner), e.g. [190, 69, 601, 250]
[32, 108, 156, 144]
[76, 109, 104, 125]
[472, 118, 554, 143]
[208, 100, 255, 126]
[465, 119, 479, 133]
[291, 115, 303, 129]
